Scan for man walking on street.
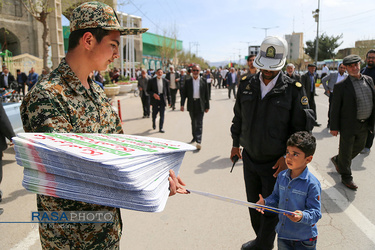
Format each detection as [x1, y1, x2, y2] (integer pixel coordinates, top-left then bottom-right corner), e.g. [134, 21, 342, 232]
[301, 64, 321, 127]
[230, 36, 314, 250]
[16, 69, 28, 98]
[360, 49, 375, 154]
[204, 68, 213, 100]
[330, 55, 375, 191]
[27, 67, 38, 90]
[227, 67, 237, 99]
[147, 69, 170, 133]
[181, 64, 209, 150]
[165, 65, 180, 110]
[322, 63, 347, 128]
[138, 69, 150, 118]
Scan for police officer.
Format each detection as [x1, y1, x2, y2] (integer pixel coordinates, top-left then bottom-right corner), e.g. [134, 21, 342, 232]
[230, 36, 314, 250]
[240, 54, 258, 84]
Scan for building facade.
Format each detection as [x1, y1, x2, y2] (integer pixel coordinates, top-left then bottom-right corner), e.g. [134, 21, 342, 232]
[285, 32, 304, 61]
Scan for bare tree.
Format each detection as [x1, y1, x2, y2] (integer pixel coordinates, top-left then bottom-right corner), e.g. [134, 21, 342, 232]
[21, 0, 53, 72]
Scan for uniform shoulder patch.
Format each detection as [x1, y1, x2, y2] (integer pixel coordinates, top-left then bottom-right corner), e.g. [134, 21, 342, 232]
[242, 76, 247, 81]
[245, 84, 251, 90]
[295, 82, 302, 88]
[301, 96, 308, 105]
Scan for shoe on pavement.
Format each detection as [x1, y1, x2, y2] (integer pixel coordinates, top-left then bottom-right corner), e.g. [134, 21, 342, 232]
[196, 143, 201, 150]
[360, 147, 370, 154]
[342, 179, 358, 190]
[331, 156, 340, 174]
[0, 208, 3, 216]
[159, 129, 165, 133]
[241, 240, 256, 250]
[190, 138, 196, 144]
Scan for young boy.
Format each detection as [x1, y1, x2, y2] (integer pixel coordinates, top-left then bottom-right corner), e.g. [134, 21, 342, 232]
[257, 131, 321, 249]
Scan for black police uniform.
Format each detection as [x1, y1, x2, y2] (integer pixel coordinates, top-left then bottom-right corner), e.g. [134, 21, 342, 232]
[231, 71, 314, 249]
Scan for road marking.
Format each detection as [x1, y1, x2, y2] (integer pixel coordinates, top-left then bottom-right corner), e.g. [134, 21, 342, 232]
[309, 162, 375, 244]
[10, 227, 39, 250]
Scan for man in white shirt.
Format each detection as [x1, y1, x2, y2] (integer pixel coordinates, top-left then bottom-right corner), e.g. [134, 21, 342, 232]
[180, 65, 210, 150]
[166, 65, 180, 110]
[321, 63, 329, 78]
[322, 63, 348, 128]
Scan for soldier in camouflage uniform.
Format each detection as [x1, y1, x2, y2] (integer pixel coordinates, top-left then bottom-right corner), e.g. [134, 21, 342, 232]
[21, 2, 185, 249]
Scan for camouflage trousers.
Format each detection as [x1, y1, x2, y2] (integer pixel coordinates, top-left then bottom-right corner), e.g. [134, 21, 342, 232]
[37, 195, 122, 249]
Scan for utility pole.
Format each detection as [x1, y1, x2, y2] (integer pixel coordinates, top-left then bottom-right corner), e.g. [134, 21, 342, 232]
[313, 0, 320, 66]
[253, 26, 279, 38]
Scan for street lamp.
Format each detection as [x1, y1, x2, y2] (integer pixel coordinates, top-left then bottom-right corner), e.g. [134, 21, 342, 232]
[312, 0, 320, 66]
[253, 26, 279, 38]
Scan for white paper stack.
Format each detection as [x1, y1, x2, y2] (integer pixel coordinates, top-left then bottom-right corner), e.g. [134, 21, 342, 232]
[13, 133, 196, 212]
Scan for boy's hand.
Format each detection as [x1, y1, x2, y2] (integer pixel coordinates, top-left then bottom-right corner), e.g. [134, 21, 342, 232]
[285, 210, 303, 222]
[256, 194, 265, 214]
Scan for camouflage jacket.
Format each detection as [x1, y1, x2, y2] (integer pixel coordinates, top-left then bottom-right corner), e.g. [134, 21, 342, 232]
[21, 58, 123, 249]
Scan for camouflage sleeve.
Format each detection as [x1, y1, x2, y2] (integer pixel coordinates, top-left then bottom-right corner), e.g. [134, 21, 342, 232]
[21, 90, 73, 133]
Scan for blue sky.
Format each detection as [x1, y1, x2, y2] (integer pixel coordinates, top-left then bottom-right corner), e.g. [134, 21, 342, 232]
[63, 0, 375, 63]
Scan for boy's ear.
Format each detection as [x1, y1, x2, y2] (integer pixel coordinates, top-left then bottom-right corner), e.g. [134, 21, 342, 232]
[81, 32, 95, 50]
[305, 155, 313, 164]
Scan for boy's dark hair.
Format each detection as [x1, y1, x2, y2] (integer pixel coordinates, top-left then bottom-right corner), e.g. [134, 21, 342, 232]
[68, 28, 110, 51]
[287, 131, 316, 157]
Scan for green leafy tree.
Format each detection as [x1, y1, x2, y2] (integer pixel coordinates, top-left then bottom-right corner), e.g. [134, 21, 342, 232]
[305, 33, 343, 61]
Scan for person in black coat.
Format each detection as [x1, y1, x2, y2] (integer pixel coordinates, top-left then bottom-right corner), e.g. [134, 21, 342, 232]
[0, 101, 16, 202]
[165, 66, 180, 110]
[301, 64, 320, 126]
[180, 64, 209, 150]
[0, 67, 16, 89]
[147, 69, 170, 133]
[330, 55, 375, 190]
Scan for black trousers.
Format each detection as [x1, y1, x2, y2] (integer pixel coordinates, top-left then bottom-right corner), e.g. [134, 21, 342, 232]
[327, 92, 333, 126]
[364, 131, 374, 149]
[228, 84, 236, 99]
[140, 93, 150, 117]
[208, 84, 211, 100]
[189, 99, 204, 143]
[337, 122, 368, 182]
[170, 89, 178, 108]
[309, 92, 317, 120]
[216, 78, 222, 89]
[152, 95, 166, 129]
[242, 149, 278, 250]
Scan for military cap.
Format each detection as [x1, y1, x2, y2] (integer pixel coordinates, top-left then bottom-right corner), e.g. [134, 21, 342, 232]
[307, 63, 316, 67]
[343, 55, 361, 66]
[70, 1, 148, 36]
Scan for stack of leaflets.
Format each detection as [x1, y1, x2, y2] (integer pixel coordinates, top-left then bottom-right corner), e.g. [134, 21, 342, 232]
[13, 133, 196, 212]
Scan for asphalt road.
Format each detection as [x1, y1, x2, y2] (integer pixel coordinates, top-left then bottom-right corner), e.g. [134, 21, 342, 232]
[1, 85, 375, 249]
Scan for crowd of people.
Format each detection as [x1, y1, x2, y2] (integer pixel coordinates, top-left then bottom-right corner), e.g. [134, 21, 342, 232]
[1, 1, 375, 249]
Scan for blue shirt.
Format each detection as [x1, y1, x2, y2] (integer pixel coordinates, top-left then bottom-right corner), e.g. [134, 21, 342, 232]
[265, 167, 321, 241]
[308, 72, 315, 92]
[28, 72, 39, 89]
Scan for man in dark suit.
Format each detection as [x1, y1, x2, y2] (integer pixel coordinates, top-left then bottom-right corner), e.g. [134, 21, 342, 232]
[180, 64, 210, 150]
[165, 65, 180, 110]
[330, 55, 375, 190]
[285, 63, 301, 82]
[301, 64, 320, 126]
[226, 67, 238, 99]
[0, 67, 16, 89]
[322, 63, 348, 128]
[16, 69, 28, 98]
[138, 69, 150, 118]
[0, 101, 16, 204]
[147, 69, 170, 133]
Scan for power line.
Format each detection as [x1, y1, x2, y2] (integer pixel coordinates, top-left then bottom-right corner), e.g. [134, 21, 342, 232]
[127, 0, 161, 30]
[322, 8, 375, 22]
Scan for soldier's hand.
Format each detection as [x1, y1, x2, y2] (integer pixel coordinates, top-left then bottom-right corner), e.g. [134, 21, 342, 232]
[230, 147, 242, 162]
[272, 156, 287, 178]
[168, 170, 188, 196]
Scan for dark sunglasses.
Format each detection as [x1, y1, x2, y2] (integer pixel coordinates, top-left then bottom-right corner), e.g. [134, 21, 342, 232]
[192, 69, 199, 72]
